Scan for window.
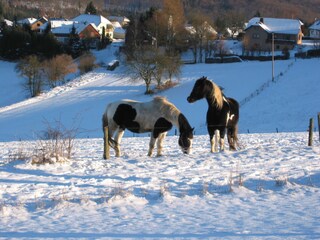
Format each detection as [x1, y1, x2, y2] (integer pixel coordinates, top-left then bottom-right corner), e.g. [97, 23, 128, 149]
[252, 33, 260, 39]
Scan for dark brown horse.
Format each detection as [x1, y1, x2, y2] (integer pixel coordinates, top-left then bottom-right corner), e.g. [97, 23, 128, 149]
[187, 77, 239, 152]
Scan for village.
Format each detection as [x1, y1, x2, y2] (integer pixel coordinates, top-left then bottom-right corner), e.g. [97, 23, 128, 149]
[1, 1, 320, 61]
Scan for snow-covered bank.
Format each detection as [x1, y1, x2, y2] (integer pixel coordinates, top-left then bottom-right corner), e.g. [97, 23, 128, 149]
[1, 133, 320, 239]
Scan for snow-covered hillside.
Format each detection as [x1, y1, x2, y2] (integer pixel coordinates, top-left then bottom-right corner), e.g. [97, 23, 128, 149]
[0, 43, 319, 239]
[0, 47, 319, 140]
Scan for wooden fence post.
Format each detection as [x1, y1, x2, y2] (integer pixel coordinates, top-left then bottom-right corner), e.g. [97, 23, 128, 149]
[104, 126, 110, 159]
[308, 118, 314, 146]
[318, 113, 320, 141]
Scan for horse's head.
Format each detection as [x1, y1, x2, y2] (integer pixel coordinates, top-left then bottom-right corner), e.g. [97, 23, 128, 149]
[187, 77, 223, 109]
[187, 77, 210, 103]
[178, 128, 194, 154]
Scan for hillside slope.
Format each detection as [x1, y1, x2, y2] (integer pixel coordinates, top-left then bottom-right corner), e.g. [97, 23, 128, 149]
[0, 44, 319, 141]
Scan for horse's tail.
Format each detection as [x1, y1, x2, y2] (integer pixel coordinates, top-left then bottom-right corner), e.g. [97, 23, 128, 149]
[227, 97, 239, 150]
[102, 112, 117, 150]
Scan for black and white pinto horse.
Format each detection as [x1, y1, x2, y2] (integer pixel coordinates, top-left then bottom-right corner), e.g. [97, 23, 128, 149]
[187, 77, 239, 152]
[102, 96, 194, 158]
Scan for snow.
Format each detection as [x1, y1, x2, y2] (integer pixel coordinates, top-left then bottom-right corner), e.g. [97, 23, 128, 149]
[246, 17, 303, 35]
[72, 14, 113, 26]
[0, 41, 320, 239]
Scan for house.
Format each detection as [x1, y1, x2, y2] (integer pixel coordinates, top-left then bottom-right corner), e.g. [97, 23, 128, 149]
[17, 18, 37, 26]
[30, 17, 48, 31]
[72, 14, 114, 39]
[39, 19, 75, 35]
[17, 17, 48, 31]
[309, 19, 320, 39]
[0, 19, 13, 37]
[243, 17, 304, 52]
[112, 21, 126, 39]
[108, 16, 130, 27]
[40, 20, 100, 48]
[3, 19, 13, 27]
[185, 22, 217, 38]
[53, 22, 100, 48]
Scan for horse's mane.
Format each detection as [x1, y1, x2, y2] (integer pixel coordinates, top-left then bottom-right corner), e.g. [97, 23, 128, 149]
[206, 78, 223, 109]
[153, 96, 181, 120]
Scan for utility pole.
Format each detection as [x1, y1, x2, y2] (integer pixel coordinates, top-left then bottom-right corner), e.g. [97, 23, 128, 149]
[272, 33, 275, 82]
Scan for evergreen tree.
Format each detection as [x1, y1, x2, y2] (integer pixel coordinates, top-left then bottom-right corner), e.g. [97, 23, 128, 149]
[67, 24, 82, 58]
[0, 2, 3, 19]
[85, 1, 97, 15]
[0, 26, 32, 59]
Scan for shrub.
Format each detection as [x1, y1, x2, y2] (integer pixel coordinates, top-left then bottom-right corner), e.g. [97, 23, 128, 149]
[44, 54, 77, 88]
[31, 119, 78, 165]
[78, 53, 96, 74]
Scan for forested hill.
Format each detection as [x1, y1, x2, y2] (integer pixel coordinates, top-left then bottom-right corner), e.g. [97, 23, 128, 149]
[2, 0, 320, 23]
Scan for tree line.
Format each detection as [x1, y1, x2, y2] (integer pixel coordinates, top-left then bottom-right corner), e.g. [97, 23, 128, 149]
[122, 0, 241, 94]
[16, 53, 97, 97]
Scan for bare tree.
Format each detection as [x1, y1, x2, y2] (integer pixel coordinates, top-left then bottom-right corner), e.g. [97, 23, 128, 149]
[153, 49, 182, 86]
[188, 12, 216, 63]
[153, 51, 167, 87]
[126, 45, 182, 94]
[213, 40, 228, 62]
[226, 11, 245, 39]
[16, 55, 44, 97]
[126, 46, 156, 94]
[165, 53, 182, 82]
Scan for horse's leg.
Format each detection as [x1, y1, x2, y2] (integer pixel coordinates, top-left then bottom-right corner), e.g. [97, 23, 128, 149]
[156, 132, 167, 157]
[214, 129, 220, 152]
[227, 127, 236, 151]
[208, 126, 215, 153]
[114, 128, 124, 157]
[104, 124, 116, 157]
[209, 127, 219, 153]
[148, 135, 157, 157]
[219, 128, 227, 151]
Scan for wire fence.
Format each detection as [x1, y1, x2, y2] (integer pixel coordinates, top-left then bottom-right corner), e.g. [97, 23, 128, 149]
[80, 60, 318, 138]
[239, 61, 295, 107]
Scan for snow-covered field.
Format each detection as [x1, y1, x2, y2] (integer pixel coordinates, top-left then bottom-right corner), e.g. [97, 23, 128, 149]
[1, 133, 319, 239]
[0, 42, 320, 239]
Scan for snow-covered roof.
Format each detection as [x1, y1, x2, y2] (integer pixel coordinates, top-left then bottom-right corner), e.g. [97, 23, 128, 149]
[185, 22, 217, 36]
[185, 24, 196, 35]
[114, 27, 125, 34]
[72, 14, 112, 26]
[17, 18, 37, 25]
[4, 19, 13, 27]
[51, 22, 99, 35]
[112, 21, 122, 28]
[246, 17, 303, 35]
[39, 20, 76, 31]
[108, 16, 130, 24]
[309, 20, 320, 31]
